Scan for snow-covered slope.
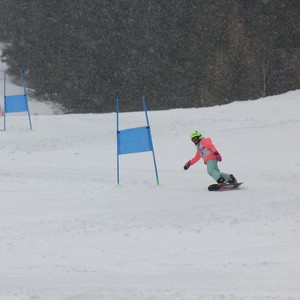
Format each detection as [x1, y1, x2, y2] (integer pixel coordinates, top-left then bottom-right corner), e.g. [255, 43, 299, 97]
[0, 90, 300, 300]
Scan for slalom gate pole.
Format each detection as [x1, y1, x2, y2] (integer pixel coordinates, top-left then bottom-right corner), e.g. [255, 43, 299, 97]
[142, 96, 159, 185]
[21, 70, 32, 130]
[116, 97, 120, 184]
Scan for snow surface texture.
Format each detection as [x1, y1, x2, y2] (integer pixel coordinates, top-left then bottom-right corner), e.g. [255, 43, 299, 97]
[0, 84, 300, 299]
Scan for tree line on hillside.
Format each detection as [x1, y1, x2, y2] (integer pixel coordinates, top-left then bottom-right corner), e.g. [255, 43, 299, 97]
[0, 0, 299, 113]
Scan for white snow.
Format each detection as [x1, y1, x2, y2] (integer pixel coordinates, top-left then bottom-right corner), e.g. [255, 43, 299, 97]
[0, 65, 300, 299]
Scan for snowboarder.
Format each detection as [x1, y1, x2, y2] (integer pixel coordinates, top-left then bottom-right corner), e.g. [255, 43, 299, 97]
[183, 131, 237, 185]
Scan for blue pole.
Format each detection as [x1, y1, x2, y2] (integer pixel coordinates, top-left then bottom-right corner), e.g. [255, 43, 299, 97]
[142, 96, 160, 185]
[116, 97, 120, 185]
[142, 96, 150, 127]
[21, 70, 32, 130]
[3, 71, 6, 130]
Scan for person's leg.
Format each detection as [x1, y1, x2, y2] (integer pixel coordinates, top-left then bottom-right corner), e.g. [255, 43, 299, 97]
[220, 172, 231, 182]
[206, 160, 222, 182]
[207, 160, 232, 182]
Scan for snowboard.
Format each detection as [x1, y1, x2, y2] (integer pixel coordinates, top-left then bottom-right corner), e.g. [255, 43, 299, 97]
[208, 182, 244, 191]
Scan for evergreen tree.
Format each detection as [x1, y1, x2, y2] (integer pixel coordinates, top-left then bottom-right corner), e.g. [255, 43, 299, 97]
[0, 0, 299, 112]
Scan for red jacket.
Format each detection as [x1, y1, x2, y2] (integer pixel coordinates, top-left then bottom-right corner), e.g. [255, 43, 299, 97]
[190, 137, 219, 165]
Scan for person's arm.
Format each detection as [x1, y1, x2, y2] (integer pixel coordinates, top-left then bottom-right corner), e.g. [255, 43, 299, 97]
[190, 151, 201, 165]
[184, 152, 200, 170]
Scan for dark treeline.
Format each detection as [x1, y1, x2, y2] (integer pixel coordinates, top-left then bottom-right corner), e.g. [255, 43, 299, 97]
[0, 0, 299, 113]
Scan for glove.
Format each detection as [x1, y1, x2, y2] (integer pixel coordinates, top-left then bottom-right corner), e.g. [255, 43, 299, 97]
[214, 152, 222, 162]
[184, 161, 191, 170]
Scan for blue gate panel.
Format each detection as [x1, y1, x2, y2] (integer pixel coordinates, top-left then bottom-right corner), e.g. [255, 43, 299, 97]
[5, 94, 28, 113]
[117, 126, 153, 155]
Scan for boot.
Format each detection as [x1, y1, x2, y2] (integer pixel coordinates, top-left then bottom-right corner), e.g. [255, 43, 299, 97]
[217, 176, 225, 184]
[228, 174, 237, 184]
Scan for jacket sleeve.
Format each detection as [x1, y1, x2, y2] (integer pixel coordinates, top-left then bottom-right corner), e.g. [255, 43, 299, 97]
[190, 151, 201, 165]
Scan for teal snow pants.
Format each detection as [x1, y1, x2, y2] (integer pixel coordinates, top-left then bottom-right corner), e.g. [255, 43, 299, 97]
[206, 159, 230, 182]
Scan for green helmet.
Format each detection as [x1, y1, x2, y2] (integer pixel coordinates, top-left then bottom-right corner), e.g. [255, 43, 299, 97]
[190, 131, 202, 140]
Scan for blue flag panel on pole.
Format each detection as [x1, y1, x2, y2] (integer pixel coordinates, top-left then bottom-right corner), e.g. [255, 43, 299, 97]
[116, 96, 159, 185]
[5, 95, 28, 113]
[117, 126, 153, 155]
[4, 70, 33, 130]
